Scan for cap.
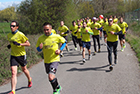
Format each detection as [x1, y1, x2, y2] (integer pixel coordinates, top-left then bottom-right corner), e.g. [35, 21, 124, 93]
[99, 15, 104, 19]
[92, 17, 96, 20]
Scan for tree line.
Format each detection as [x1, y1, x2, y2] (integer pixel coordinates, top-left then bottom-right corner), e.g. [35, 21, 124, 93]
[0, 0, 140, 34]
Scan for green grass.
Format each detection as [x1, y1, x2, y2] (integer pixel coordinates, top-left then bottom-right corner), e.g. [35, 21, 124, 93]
[126, 21, 140, 64]
[126, 34, 140, 63]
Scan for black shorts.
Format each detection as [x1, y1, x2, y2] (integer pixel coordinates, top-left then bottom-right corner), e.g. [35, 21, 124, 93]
[44, 62, 59, 74]
[10, 55, 27, 67]
[119, 34, 125, 40]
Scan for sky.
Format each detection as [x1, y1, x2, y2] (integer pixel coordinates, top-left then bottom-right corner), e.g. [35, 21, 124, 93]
[0, 0, 25, 10]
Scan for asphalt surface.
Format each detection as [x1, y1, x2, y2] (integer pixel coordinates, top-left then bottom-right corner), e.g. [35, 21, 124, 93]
[0, 39, 140, 94]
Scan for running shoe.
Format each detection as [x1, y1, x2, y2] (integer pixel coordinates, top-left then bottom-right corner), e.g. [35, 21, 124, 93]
[121, 48, 124, 52]
[53, 85, 62, 94]
[75, 48, 77, 51]
[123, 44, 126, 48]
[98, 49, 101, 53]
[28, 78, 32, 88]
[8, 91, 15, 94]
[114, 59, 117, 64]
[60, 53, 64, 57]
[109, 65, 113, 71]
[83, 58, 86, 63]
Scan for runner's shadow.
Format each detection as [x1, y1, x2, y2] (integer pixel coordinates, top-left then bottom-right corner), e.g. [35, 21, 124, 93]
[67, 64, 111, 72]
[0, 86, 28, 94]
[60, 60, 83, 65]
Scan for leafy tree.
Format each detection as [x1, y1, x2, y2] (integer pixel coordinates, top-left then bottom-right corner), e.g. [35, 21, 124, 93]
[17, 0, 79, 34]
[0, 7, 16, 22]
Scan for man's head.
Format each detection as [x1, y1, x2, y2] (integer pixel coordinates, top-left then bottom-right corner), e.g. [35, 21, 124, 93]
[92, 17, 96, 23]
[119, 17, 123, 23]
[78, 24, 81, 28]
[43, 22, 52, 36]
[83, 22, 87, 28]
[108, 17, 113, 26]
[72, 20, 76, 26]
[10, 21, 19, 32]
[60, 21, 64, 26]
[103, 17, 107, 22]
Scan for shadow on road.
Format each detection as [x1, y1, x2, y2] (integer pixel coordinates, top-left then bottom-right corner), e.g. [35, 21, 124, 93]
[60, 60, 83, 65]
[67, 64, 111, 72]
[0, 86, 28, 94]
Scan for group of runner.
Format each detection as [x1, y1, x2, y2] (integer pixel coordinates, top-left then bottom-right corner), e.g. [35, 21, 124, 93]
[7, 15, 128, 94]
[57, 15, 128, 69]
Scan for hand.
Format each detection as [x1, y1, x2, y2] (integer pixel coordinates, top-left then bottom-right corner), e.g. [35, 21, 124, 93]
[39, 43, 43, 49]
[55, 49, 61, 55]
[13, 41, 20, 46]
[94, 27, 97, 30]
[110, 31, 114, 35]
[61, 32, 64, 35]
[7, 44, 11, 49]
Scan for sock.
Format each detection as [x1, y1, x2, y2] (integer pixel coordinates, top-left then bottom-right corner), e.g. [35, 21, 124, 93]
[50, 78, 59, 91]
[29, 78, 32, 82]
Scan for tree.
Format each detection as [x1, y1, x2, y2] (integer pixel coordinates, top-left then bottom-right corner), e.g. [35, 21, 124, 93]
[0, 7, 16, 22]
[17, 0, 79, 34]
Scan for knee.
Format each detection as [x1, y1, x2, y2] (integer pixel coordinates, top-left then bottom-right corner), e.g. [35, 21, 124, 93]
[11, 69, 17, 77]
[22, 66, 27, 72]
[49, 74, 55, 81]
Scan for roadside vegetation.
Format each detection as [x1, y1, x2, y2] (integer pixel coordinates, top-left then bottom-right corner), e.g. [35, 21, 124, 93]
[126, 21, 140, 63]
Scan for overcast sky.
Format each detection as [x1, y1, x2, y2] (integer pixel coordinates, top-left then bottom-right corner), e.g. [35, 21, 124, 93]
[0, 0, 25, 10]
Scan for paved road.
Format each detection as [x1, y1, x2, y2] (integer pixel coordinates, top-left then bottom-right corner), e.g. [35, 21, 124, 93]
[0, 39, 140, 94]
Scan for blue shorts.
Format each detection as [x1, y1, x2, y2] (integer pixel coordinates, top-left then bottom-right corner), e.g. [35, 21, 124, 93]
[82, 41, 91, 50]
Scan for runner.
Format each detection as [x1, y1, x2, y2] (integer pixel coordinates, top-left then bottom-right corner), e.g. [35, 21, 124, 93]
[36, 22, 66, 94]
[86, 18, 92, 27]
[7, 21, 32, 94]
[104, 17, 122, 71]
[90, 17, 102, 55]
[58, 21, 70, 56]
[98, 15, 104, 40]
[75, 23, 83, 52]
[118, 17, 129, 51]
[70, 21, 78, 50]
[102, 17, 108, 43]
[81, 22, 94, 63]
[113, 15, 118, 24]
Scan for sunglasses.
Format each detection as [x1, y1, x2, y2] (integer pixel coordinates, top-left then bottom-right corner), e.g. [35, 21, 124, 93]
[44, 29, 49, 31]
[10, 25, 16, 27]
[108, 20, 113, 22]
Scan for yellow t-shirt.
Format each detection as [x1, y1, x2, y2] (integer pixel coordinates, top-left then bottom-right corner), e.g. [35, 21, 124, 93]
[81, 27, 93, 42]
[104, 24, 122, 42]
[90, 22, 101, 35]
[36, 34, 65, 64]
[7, 31, 28, 56]
[70, 25, 78, 36]
[77, 28, 82, 39]
[118, 22, 128, 34]
[99, 19, 104, 26]
[102, 21, 108, 31]
[87, 22, 92, 27]
[58, 25, 69, 36]
[51, 29, 56, 34]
